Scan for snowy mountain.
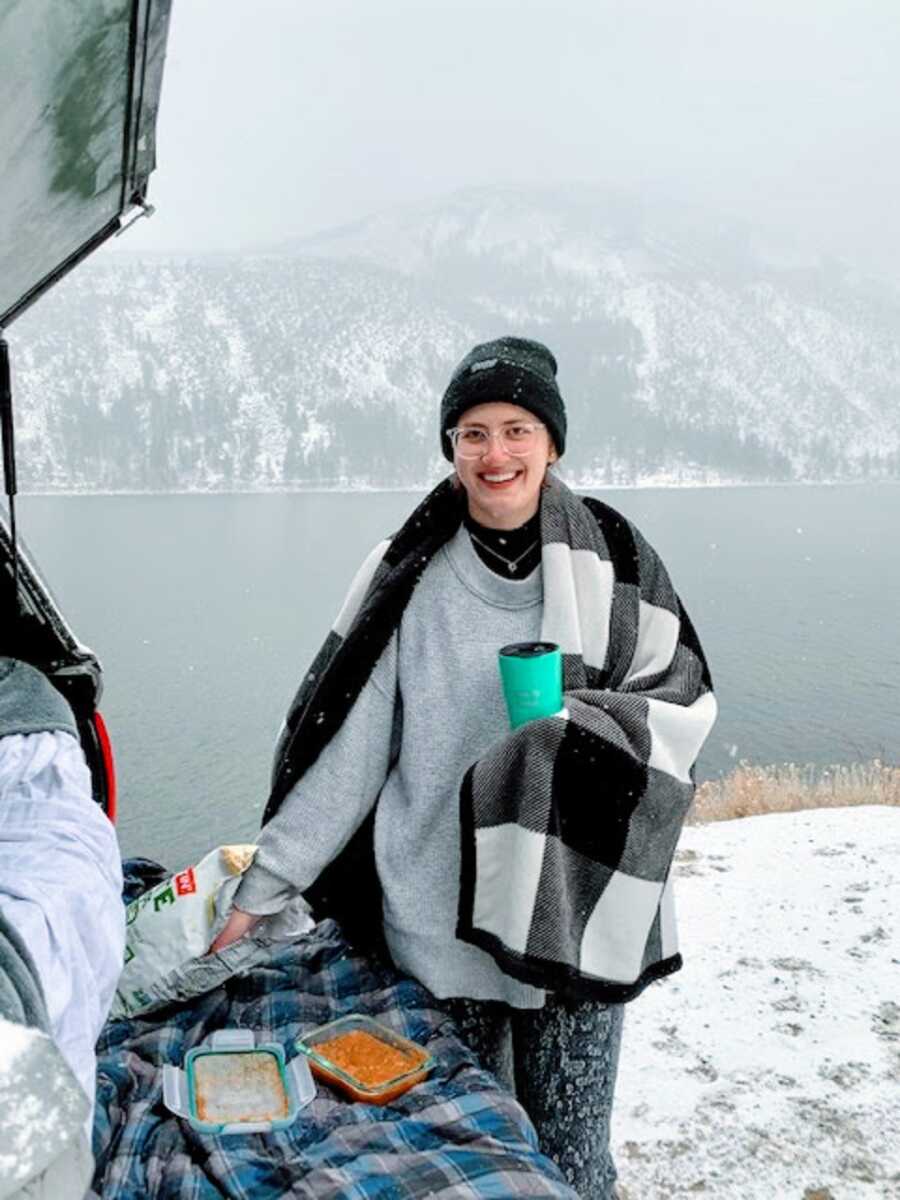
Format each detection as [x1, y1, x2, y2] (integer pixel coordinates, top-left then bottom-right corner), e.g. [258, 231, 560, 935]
[10, 185, 900, 491]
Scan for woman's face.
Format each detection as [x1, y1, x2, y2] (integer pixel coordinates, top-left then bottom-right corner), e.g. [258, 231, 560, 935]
[452, 401, 557, 530]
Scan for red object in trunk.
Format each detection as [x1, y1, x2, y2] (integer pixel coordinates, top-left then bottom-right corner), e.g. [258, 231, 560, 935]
[93, 710, 117, 824]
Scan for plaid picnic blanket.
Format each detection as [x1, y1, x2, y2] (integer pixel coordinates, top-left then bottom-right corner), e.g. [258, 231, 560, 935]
[91, 918, 578, 1200]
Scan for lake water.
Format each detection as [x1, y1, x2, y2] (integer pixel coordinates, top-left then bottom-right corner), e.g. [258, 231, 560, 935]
[12, 482, 899, 871]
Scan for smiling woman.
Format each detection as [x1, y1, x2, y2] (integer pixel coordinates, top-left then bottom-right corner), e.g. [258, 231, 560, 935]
[211, 334, 717, 1198]
[449, 403, 557, 530]
[440, 340, 565, 567]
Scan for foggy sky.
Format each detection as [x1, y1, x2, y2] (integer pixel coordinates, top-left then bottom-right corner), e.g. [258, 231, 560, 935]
[118, 0, 900, 277]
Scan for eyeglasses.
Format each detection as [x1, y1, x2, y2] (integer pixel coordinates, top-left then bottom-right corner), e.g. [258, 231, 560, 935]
[447, 422, 546, 459]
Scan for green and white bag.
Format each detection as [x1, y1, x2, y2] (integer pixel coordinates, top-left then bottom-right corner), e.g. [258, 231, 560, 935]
[112, 845, 312, 1019]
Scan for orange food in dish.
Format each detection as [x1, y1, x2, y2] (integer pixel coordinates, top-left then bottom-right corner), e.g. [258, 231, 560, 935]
[314, 1029, 427, 1088]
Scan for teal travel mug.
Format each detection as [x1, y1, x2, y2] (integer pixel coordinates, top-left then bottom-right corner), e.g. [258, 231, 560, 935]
[498, 642, 563, 729]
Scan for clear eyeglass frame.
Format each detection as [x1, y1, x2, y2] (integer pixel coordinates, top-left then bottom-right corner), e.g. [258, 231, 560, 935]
[447, 422, 546, 459]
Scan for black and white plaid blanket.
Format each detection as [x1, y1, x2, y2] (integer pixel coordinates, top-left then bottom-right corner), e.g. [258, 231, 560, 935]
[266, 475, 716, 1001]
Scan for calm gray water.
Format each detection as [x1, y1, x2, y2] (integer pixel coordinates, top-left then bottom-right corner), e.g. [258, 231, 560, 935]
[13, 483, 899, 871]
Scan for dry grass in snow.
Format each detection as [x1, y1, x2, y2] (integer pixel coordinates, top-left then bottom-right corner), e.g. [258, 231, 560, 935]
[690, 760, 900, 824]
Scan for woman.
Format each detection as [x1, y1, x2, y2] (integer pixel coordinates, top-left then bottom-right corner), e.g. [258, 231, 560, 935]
[213, 336, 717, 1197]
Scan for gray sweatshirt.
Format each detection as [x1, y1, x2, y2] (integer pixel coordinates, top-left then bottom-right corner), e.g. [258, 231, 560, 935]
[236, 526, 547, 1007]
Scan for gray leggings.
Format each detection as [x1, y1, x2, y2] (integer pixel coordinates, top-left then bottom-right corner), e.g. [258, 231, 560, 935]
[445, 995, 624, 1199]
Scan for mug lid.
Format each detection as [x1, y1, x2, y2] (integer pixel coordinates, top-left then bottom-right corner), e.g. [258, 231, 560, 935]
[498, 641, 559, 658]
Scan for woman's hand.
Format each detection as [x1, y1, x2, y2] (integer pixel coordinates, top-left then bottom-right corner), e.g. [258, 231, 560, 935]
[209, 905, 263, 954]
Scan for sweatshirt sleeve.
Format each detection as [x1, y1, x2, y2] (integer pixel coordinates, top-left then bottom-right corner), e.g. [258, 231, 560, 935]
[234, 635, 398, 916]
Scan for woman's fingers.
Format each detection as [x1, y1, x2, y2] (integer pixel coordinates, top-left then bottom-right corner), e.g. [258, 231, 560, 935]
[209, 907, 262, 954]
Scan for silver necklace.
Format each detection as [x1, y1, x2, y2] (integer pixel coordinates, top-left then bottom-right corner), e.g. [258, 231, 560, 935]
[468, 531, 540, 575]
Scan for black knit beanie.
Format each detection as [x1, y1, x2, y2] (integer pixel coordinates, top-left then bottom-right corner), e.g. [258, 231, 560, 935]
[439, 336, 567, 462]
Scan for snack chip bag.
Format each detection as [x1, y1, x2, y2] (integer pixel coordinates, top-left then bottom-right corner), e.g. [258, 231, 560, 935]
[112, 845, 312, 1018]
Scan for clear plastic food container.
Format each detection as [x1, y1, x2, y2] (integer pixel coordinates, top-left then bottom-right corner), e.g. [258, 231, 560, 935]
[163, 1028, 316, 1134]
[295, 1014, 434, 1104]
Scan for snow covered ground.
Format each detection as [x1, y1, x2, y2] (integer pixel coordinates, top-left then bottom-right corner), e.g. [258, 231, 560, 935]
[613, 806, 900, 1200]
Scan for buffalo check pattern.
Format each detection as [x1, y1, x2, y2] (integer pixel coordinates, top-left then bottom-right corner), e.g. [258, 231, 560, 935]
[266, 475, 717, 1000]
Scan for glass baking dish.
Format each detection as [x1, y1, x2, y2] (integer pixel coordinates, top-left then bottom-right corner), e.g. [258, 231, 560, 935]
[295, 1014, 434, 1104]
